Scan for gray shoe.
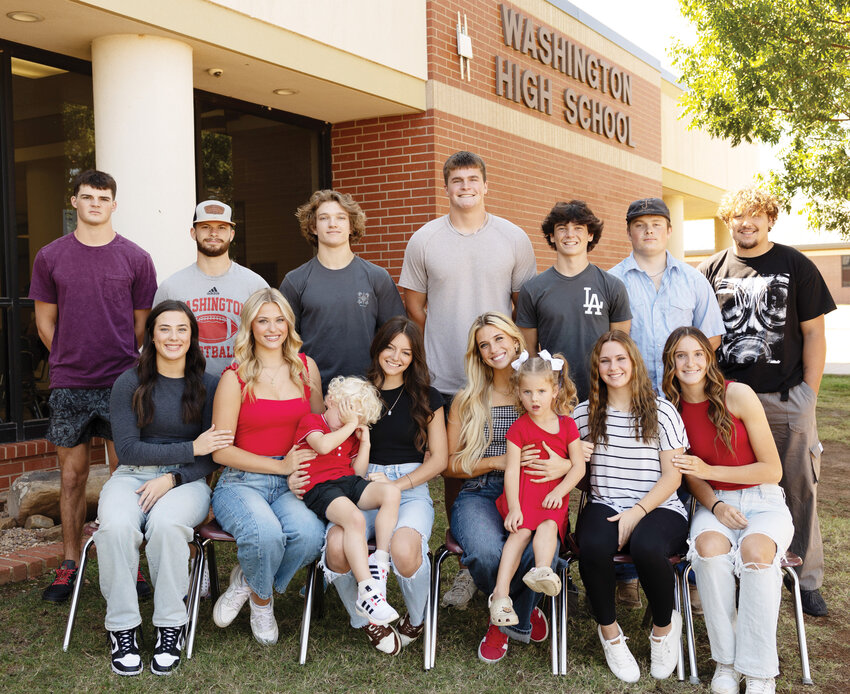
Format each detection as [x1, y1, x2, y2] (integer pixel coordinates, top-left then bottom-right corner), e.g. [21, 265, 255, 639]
[440, 568, 477, 609]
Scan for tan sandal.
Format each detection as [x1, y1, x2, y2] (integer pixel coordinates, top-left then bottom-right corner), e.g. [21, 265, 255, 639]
[522, 567, 562, 596]
[488, 594, 519, 626]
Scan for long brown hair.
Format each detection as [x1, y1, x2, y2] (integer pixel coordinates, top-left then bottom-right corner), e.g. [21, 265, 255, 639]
[367, 316, 433, 452]
[661, 326, 735, 451]
[587, 330, 657, 445]
[133, 300, 207, 428]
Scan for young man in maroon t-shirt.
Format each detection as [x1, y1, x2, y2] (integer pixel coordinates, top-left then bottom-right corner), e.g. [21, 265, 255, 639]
[29, 170, 157, 602]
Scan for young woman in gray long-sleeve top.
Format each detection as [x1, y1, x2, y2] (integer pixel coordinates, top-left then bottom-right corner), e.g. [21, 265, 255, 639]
[94, 300, 233, 677]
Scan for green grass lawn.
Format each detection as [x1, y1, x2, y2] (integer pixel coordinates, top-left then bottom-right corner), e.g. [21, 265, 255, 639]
[2, 377, 848, 692]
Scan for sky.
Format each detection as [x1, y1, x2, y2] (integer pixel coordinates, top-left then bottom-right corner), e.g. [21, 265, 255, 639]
[565, 0, 844, 247]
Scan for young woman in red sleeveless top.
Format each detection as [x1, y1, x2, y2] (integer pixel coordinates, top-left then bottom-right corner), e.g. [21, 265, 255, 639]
[210, 288, 325, 646]
[662, 326, 793, 694]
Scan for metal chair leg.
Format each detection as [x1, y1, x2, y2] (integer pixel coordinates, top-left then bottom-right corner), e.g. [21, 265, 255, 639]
[422, 551, 432, 671]
[427, 545, 451, 670]
[207, 541, 221, 601]
[299, 560, 317, 665]
[558, 564, 568, 675]
[673, 569, 685, 682]
[185, 537, 207, 660]
[783, 566, 814, 685]
[550, 589, 559, 675]
[681, 563, 700, 683]
[62, 535, 96, 652]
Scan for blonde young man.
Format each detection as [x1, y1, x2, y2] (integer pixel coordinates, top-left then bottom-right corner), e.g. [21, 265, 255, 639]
[699, 187, 835, 617]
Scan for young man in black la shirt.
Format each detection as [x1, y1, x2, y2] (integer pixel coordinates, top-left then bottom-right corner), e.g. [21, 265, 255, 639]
[699, 187, 836, 616]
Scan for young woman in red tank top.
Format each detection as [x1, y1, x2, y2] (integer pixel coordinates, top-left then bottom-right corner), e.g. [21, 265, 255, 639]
[662, 326, 793, 694]
[210, 288, 325, 646]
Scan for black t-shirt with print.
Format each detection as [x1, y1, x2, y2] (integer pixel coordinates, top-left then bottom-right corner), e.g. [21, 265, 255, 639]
[698, 243, 835, 393]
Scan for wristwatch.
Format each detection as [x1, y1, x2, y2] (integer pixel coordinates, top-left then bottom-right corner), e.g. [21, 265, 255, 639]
[171, 472, 184, 487]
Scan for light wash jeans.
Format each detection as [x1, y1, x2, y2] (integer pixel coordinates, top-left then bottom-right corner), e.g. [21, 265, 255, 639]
[211, 467, 325, 600]
[687, 484, 794, 678]
[95, 465, 211, 631]
[451, 472, 560, 642]
[323, 462, 434, 628]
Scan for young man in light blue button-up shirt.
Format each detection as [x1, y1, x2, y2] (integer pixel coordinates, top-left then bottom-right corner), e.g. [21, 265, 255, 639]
[610, 198, 724, 394]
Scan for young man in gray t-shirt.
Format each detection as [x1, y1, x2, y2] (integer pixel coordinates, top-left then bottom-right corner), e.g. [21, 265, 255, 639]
[154, 200, 268, 377]
[280, 190, 404, 393]
[400, 151, 536, 398]
[516, 200, 631, 402]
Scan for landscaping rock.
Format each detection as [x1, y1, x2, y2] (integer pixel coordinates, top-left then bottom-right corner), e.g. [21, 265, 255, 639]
[0, 516, 16, 530]
[24, 514, 54, 529]
[43, 524, 64, 541]
[8, 466, 109, 524]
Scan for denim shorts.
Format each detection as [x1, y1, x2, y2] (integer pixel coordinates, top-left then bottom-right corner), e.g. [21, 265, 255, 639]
[46, 387, 112, 447]
[689, 484, 794, 554]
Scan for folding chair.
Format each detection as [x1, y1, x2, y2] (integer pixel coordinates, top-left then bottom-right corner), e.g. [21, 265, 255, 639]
[680, 551, 813, 685]
[62, 523, 99, 652]
[185, 519, 324, 664]
[427, 528, 569, 675]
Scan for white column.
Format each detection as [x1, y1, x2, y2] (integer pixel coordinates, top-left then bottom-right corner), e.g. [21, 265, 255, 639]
[664, 194, 685, 260]
[714, 216, 732, 252]
[92, 35, 196, 282]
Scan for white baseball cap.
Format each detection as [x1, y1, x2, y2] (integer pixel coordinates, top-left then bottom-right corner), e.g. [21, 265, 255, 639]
[193, 200, 234, 225]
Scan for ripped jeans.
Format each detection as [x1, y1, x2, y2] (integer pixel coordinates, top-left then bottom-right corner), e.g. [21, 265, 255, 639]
[687, 484, 794, 678]
[322, 463, 433, 629]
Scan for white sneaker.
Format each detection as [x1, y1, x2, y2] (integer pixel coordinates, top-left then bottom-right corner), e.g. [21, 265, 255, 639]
[649, 610, 682, 679]
[361, 622, 402, 655]
[249, 596, 278, 645]
[213, 565, 251, 628]
[200, 563, 211, 599]
[440, 568, 477, 609]
[712, 662, 742, 694]
[355, 580, 399, 625]
[598, 624, 640, 683]
[745, 676, 776, 694]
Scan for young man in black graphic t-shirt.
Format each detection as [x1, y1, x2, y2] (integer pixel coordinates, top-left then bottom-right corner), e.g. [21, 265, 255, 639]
[699, 187, 836, 616]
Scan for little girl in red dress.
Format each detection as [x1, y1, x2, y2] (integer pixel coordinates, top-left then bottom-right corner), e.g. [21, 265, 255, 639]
[490, 351, 587, 626]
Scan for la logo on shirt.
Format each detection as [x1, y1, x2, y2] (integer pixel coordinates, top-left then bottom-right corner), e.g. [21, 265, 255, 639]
[583, 287, 604, 316]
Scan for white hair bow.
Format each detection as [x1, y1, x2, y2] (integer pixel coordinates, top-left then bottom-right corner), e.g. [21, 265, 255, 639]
[511, 349, 564, 371]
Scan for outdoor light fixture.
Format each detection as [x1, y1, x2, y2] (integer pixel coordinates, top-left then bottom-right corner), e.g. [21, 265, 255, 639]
[273, 88, 298, 96]
[7, 11, 45, 22]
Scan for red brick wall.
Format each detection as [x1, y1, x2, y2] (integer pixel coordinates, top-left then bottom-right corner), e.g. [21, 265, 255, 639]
[331, 0, 659, 281]
[0, 438, 106, 492]
[810, 253, 850, 305]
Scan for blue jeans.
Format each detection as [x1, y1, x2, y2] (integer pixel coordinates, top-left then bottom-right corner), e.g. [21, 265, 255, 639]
[212, 467, 325, 600]
[96, 465, 211, 630]
[323, 462, 434, 628]
[451, 472, 559, 642]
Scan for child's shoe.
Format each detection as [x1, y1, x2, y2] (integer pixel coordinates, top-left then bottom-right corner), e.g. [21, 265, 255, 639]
[355, 580, 399, 625]
[368, 550, 391, 596]
[522, 566, 562, 596]
[488, 594, 519, 626]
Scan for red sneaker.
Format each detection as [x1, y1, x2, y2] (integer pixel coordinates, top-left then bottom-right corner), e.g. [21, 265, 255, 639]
[477, 623, 509, 663]
[530, 606, 549, 643]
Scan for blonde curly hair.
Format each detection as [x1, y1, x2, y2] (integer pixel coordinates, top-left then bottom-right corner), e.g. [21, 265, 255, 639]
[717, 186, 781, 228]
[325, 376, 383, 426]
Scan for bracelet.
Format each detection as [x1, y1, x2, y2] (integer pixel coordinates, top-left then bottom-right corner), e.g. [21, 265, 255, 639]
[634, 502, 648, 516]
[711, 499, 724, 514]
[405, 473, 414, 489]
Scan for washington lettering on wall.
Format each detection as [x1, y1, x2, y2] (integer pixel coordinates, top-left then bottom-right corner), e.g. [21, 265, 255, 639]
[494, 4, 635, 147]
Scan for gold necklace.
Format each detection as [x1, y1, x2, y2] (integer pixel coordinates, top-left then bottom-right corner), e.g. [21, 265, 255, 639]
[261, 362, 285, 384]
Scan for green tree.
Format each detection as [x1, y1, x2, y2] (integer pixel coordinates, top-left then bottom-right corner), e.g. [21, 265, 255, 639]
[673, 0, 850, 236]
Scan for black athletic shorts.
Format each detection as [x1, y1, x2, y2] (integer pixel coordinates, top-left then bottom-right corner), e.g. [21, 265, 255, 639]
[303, 475, 370, 523]
[46, 388, 112, 448]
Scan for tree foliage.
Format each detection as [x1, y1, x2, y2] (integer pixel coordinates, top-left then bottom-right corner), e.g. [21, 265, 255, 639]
[673, 0, 850, 237]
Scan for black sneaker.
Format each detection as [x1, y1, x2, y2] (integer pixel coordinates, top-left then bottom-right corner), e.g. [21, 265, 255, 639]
[136, 567, 152, 599]
[42, 560, 78, 602]
[109, 627, 143, 676]
[150, 625, 184, 675]
[800, 588, 829, 617]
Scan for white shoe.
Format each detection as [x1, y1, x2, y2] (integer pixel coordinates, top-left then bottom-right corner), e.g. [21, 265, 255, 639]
[213, 565, 251, 628]
[200, 563, 211, 599]
[650, 610, 682, 679]
[712, 662, 742, 694]
[355, 580, 399, 625]
[598, 624, 640, 683]
[249, 596, 278, 645]
[440, 568, 477, 609]
[745, 676, 776, 694]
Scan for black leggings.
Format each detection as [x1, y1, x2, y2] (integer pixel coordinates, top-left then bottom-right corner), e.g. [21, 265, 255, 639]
[577, 502, 687, 627]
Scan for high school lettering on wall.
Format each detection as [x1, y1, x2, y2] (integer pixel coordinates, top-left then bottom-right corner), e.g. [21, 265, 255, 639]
[494, 4, 635, 147]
